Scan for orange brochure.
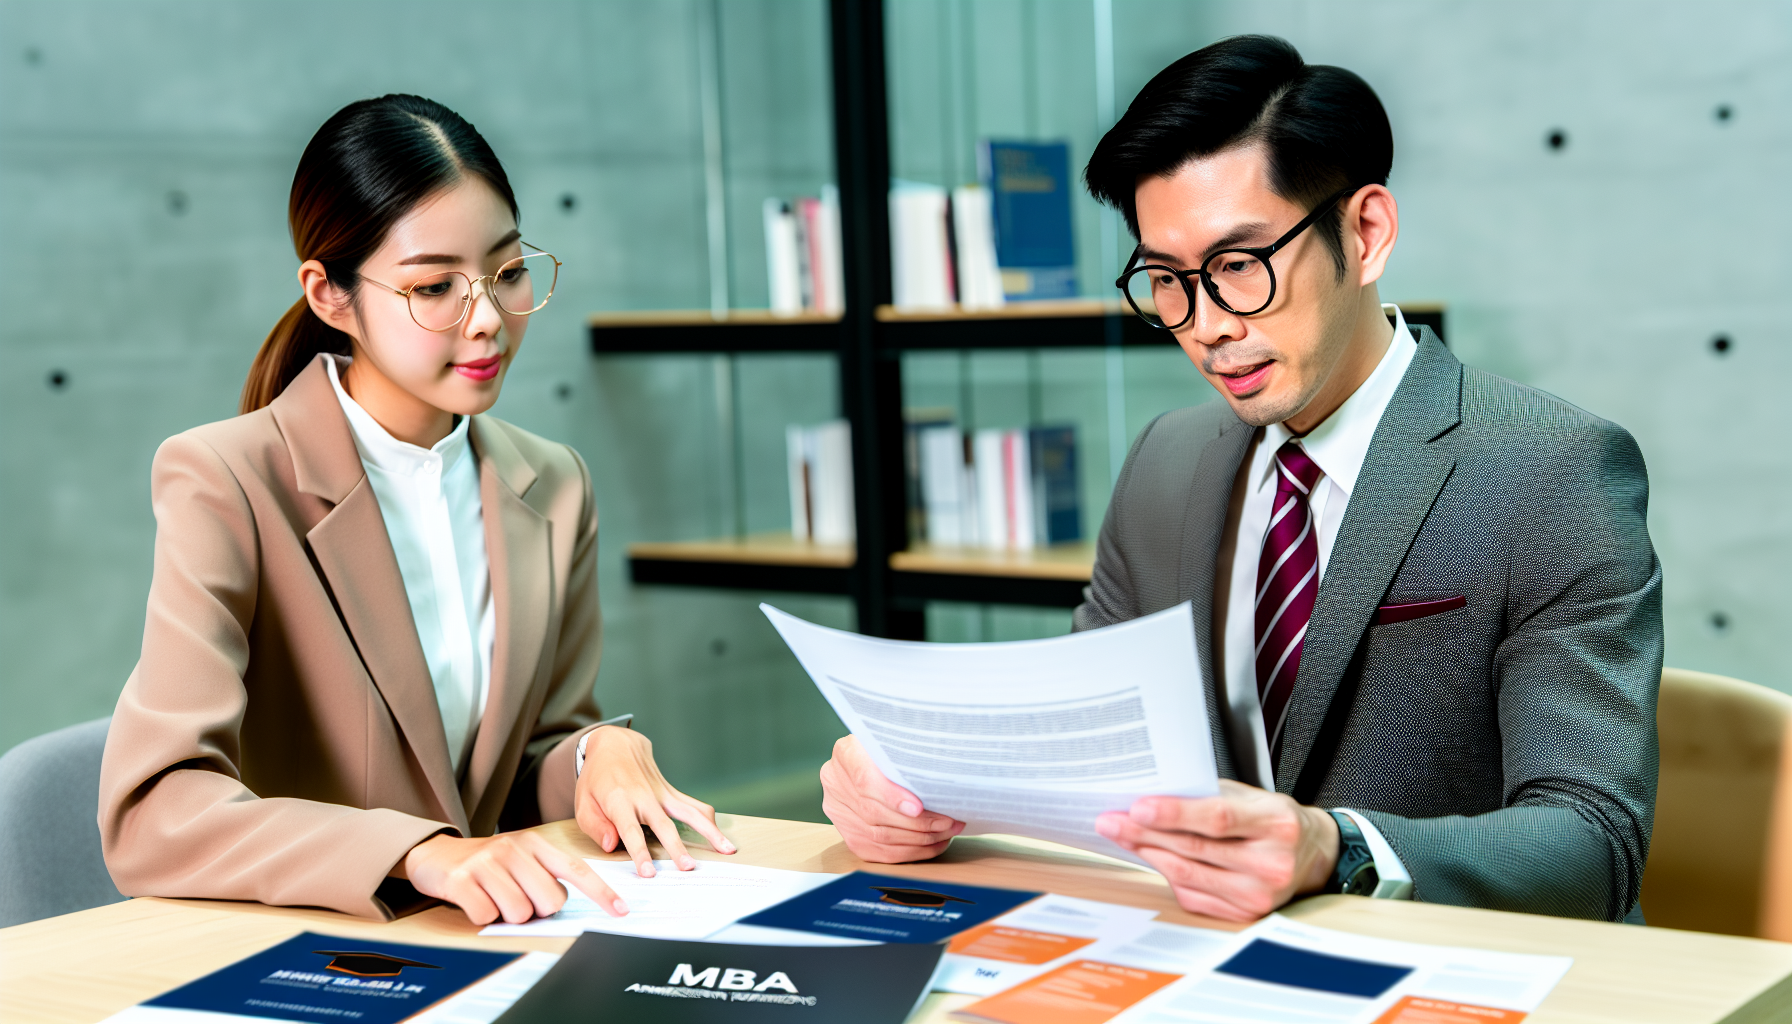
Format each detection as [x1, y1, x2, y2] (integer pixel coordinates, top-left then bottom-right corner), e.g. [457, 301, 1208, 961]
[947, 923, 1100, 965]
[1373, 995, 1529, 1023]
[952, 959, 1183, 1024]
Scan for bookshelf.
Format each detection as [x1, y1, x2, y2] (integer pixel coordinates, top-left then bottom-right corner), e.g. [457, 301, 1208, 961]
[601, 0, 1444, 639]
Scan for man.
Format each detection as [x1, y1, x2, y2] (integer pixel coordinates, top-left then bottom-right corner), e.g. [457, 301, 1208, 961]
[821, 35, 1660, 923]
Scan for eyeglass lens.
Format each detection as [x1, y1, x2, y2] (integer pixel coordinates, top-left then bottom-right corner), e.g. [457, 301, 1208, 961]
[406, 252, 559, 331]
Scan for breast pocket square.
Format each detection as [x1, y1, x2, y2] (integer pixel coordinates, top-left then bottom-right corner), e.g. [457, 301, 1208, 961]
[1374, 595, 1467, 625]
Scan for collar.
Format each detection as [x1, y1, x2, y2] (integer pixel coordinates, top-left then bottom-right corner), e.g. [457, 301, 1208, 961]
[325, 355, 471, 478]
[1257, 303, 1419, 497]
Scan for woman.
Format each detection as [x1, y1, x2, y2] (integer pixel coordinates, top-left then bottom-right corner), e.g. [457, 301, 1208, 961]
[99, 94, 732, 925]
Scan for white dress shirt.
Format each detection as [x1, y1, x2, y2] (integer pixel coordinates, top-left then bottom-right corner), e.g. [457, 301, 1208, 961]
[327, 356, 493, 775]
[1213, 304, 1418, 898]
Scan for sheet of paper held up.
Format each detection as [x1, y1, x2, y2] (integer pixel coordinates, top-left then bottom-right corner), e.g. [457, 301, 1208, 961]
[762, 601, 1218, 862]
[479, 859, 838, 940]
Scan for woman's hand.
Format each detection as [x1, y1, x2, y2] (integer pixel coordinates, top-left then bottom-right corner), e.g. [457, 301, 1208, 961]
[401, 830, 627, 926]
[575, 725, 735, 877]
[820, 735, 965, 862]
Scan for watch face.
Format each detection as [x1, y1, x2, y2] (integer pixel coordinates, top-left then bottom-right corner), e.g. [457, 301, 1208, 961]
[1343, 863, 1381, 897]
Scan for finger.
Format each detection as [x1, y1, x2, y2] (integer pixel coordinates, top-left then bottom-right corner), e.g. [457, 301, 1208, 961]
[1135, 845, 1278, 919]
[1098, 814, 1256, 870]
[1130, 789, 1281, 839]
[502, 843, 574, 919]
[822, 790, 960, 847]
[663, 793, 736, 855]
[1167, 882, 1260, 923]
[446, 876, 501, 927]
[476, 863, 542, 925]
[576, 796, 621, 854]
[534, 841, 629, 916]
[641, 806, 696, 870]
[609, 809, 658, 877]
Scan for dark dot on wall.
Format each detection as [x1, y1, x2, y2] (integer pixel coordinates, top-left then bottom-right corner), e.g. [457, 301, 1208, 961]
[1715, 104, 1734, 123]
[559, 193, 577, 212]
[555, 382, 572, 400]
[47, 369, 68, 390]
[1545, 129, 1568, 152]
[1711, 334, 1731, 355]
[710, 638, 727, 657]
[23, 46, 43, 66]
[1711, 611, 1730, 633]
[167, 190, 189, 215]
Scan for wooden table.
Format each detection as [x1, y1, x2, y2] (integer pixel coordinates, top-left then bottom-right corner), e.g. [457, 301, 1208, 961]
[4, 814, 1790, 1024]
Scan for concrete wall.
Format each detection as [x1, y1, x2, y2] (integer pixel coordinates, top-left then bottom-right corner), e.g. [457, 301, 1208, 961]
[2, 1, 1788, 821]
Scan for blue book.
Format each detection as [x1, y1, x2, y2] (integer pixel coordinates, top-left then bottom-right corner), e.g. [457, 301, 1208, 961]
[738, 870, 1039, 944]
[980, 140, 1078, 300]
[141, 931, 518, 1023]
[1029, 425, 1082, 545]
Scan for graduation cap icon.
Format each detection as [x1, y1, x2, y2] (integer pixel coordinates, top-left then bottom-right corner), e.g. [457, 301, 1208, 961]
[311, 951, 443, 977]
[870, 886, 975, 908]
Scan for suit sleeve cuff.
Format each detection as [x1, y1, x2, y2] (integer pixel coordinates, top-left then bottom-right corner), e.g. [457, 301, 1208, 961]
[1335, 807, 1414, 900]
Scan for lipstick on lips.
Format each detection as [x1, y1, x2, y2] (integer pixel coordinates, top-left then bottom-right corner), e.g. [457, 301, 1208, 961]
[453, 355, 502, 382]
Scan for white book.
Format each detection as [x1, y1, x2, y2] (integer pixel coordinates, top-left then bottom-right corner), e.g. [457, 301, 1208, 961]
[889, 183, 953, 310]
[959, 462, 982, 546]
[919, 425, 966, 546]
[763, 198, 803, 316]
[810, 420, 856, 545]
[1003, 428, 1035, 551]
[950, 184, 1005, 310]
[786, 423, 812, 540]
[973, 428, 1008, 550]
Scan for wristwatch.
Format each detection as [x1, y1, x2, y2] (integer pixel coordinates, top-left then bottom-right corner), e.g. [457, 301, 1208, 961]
[1326, 810, 1381, 896]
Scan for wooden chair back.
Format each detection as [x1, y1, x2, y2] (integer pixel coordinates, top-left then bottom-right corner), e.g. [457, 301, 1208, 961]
[1642, 668, 1792, 938]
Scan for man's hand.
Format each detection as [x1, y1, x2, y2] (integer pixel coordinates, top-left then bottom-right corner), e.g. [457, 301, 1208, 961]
[401, 831, 627, 926]
[575, 725, 735, 878]
[820, 735, 965, 862]
[1095, 779, 1340, 921]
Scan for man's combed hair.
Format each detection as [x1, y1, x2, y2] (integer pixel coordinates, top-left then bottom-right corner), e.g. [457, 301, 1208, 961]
[1084, 35, 1393, 272]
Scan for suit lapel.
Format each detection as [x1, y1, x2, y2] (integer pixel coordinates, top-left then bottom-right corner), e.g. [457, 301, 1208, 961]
[273, 356, 467, 831]
[1274, 331, 1463, 793]
[460, 418, 551, 828]
[1176, 410, 1255, 783]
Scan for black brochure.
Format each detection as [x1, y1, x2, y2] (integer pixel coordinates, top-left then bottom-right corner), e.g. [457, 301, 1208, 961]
[494, 931, 943, 1024]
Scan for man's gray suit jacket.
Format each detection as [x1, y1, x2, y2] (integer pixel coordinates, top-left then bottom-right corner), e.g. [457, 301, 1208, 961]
[1074, 328, 1662, 922]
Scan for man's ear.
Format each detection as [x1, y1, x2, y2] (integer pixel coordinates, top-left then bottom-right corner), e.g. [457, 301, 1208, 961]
[298, 260, 358, 338]
[1348, 185, 1399, 288]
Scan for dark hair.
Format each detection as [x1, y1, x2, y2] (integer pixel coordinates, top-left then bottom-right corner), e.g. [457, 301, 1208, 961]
[1084, 35, 1392, 275]
[240, 94, 519, 414]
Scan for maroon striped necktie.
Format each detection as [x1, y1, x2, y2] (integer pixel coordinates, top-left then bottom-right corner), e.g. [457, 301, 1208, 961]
[1256, 440, 1325, 773]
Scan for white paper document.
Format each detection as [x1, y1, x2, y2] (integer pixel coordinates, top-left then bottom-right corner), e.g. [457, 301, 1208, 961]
[479, 859, 838, 940]
[1114, 916, 1573, 1024]
[762, 601, 1218, 860]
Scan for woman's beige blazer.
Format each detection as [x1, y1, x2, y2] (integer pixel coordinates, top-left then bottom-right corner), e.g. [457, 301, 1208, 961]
[99, 354, 604, 919]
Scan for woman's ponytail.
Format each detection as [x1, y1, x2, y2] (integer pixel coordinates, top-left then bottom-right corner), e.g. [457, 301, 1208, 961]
[239, 298, 351, 414]
[238, 94, 518, 415]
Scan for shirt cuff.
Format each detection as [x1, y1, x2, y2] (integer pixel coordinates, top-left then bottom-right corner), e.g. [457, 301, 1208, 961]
[1334, 808, 1414, 900]
[575, 713, 636, 778]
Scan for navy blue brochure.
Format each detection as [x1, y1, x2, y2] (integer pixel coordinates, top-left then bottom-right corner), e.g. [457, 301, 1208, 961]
[738, 871, 1039, 944]
[495, 930, 943, 1024]
[143, 931, 518, 1023]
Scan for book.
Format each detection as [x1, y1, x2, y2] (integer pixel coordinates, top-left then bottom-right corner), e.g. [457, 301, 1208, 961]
[493, 931, 942, 1024]
[762, 198, 803, 316]
[1029, 425, 1082, 545]
[739, 871, 1041, 944]
[951, 184, 1006, 310]
[916, 424, 1081, 550]
[980, 140, 1078, 301]
[890, 182, 955, 310]
[124, 931, 518, 1024]
[787, 420, 854, 544]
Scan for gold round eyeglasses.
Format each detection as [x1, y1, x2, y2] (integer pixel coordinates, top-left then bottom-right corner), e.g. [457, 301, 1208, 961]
[362, 242, 561, 332]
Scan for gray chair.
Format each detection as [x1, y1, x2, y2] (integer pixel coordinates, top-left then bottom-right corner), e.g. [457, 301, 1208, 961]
[0, 717, 126, 927]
